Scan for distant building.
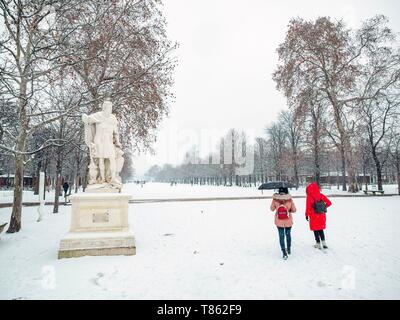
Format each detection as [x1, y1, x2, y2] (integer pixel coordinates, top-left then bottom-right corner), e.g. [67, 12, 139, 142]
[0, 174, 33, 189]
[284, 172, 371, 187]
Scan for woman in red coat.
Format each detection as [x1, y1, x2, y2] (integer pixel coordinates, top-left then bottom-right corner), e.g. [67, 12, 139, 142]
[305, 182, 332, 250]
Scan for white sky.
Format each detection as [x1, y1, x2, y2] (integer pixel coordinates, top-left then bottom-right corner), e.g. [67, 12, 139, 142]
[133, 0, 400, 177]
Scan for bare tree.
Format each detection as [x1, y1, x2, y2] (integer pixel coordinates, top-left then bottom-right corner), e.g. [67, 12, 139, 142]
[266, 122, 287, 181]
[354, 34, 400, 190]
[273, 15, 399, 192]
[0, 0, 90, 232]
[254, 137, 268, 182]
[280, 109, 302, 188]
[358, 95, 399, 190]
[389, 116, 400, 194]
[60, 0, 177, 152]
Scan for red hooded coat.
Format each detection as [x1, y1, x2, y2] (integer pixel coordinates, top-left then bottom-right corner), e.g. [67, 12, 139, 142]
[305, 182, 332, 231]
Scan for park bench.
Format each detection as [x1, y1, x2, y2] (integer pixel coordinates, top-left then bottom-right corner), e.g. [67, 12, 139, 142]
[363, 187, 384, 195]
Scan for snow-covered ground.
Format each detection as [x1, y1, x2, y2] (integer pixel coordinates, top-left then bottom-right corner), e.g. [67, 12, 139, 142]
[0, 187, 399, 299]
[1, 182, 399, 204]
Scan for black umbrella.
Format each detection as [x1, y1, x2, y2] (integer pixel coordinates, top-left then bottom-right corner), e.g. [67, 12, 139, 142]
[258, 181, 294, 190]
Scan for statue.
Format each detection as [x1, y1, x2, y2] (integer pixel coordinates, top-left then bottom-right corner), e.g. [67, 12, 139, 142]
[58, 99, 135, 259]
[82, 99, 124, 191]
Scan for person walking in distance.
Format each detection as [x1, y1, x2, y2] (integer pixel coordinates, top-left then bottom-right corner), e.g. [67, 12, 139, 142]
[270, 187, 297, 260]
[63, 181, 69, 197]
[63, 181, 70, 204]
[305, 182, 332, 250]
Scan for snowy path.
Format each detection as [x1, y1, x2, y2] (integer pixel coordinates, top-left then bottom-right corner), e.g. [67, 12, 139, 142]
[0, 195, 399, 299]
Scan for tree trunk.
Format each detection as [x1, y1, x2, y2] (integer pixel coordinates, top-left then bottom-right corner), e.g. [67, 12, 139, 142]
[396, 153, 400, 195]
[293, 151, 299, 189]
[313, 127, 321, 186]
[363, 160, 368, 190]
[346, 146, 359, 193]
[397, 168, 400, 195]
[330, 96, 351, 191]
[53, 116, 64, 213]
[75, 176, 79, 193]
[347, 165, 358, 193]
[8, 112, 28, 232]
[74, 151, 81, 193]
[8, 73, 29, 233]
[372, 153, 383, 191]
[7, 156, 24, 233]
[33, 160, 42, 195]
[340, 145, 347, 191]
[53, 153, 62, 213]
[395, 154, 400, 195]
[43, 157, 49, 200]
[82, 155, 90, 192]
[314, 149, 321, 186]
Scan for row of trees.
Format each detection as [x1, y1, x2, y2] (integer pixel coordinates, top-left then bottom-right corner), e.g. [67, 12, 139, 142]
[145, 15, 400, 194]
[145, 129, 255, 185]
[145, 119, 399, 194]
[264, 108, 400, 191]
[0, 0, 177, 233]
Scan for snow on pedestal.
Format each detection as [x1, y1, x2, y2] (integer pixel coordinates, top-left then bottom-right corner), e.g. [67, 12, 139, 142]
[58, 192, 135, 259]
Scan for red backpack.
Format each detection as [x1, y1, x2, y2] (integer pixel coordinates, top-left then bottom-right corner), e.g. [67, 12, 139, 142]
[277, 204, 289, 220]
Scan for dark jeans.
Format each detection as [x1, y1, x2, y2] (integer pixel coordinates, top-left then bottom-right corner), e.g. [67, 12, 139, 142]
[277, 227, 292, 251]
[314, 230, 325, 243]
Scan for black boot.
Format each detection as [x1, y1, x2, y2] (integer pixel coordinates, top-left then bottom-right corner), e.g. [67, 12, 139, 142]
[282, 249, 288, 260]
[287, 247, 291, 255]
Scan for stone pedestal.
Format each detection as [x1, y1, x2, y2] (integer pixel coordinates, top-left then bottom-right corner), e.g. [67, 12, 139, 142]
[58, 192, 135, 259]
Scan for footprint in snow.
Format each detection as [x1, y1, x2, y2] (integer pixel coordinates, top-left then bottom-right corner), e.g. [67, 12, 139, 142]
[92, 272, 105, 287]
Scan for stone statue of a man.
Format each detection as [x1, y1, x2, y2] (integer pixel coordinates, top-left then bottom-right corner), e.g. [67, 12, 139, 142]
[82, 99, 124, 190]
